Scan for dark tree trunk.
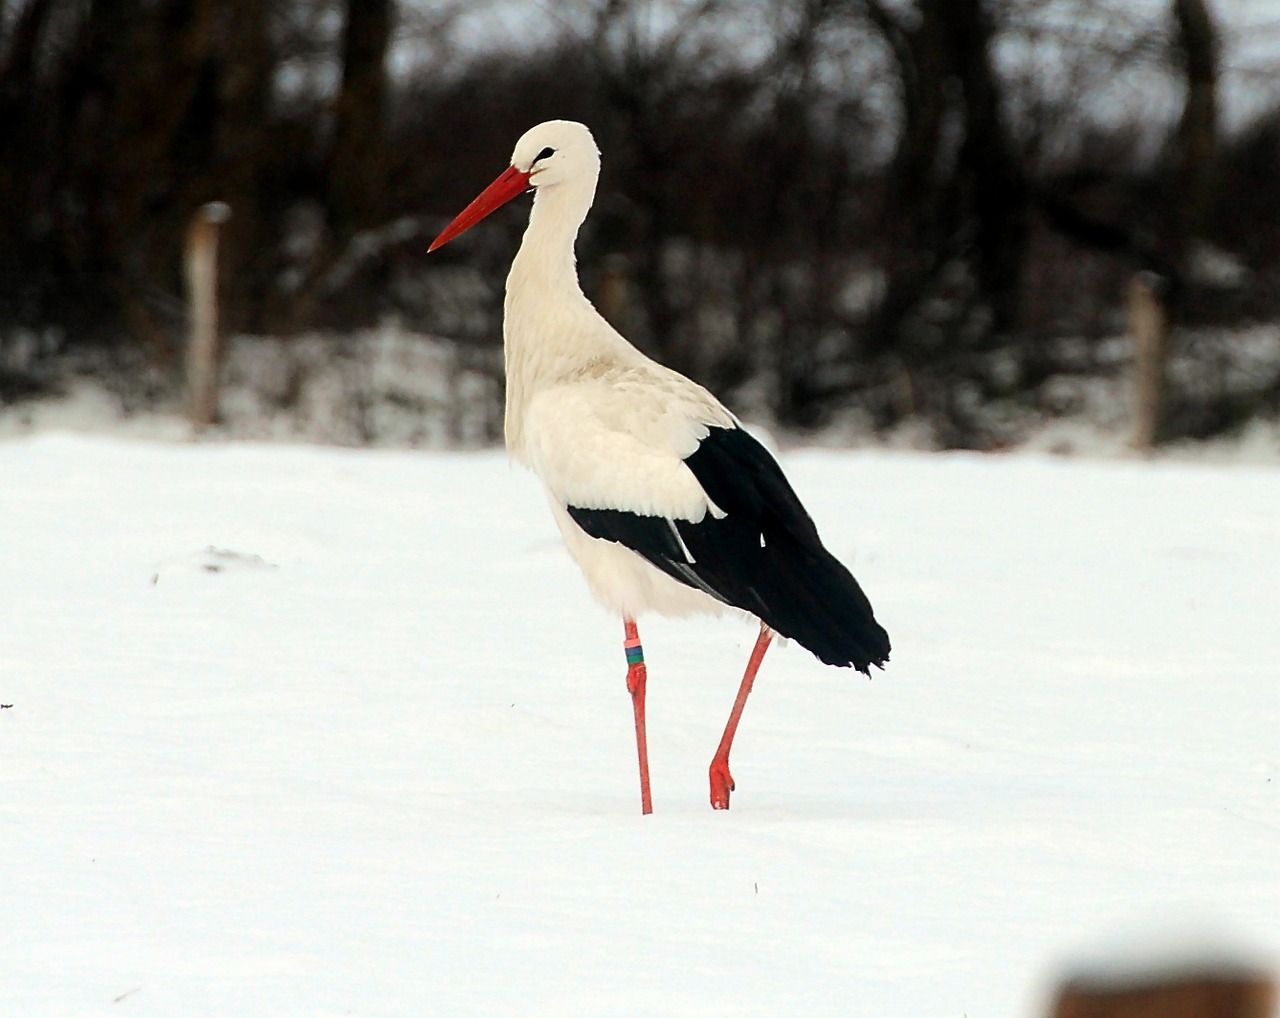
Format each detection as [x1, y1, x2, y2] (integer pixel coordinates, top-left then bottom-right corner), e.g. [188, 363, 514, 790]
[864, 0, 1026, 353]
[934, 0, 1028, 332]
[212, 0, 274, 334]
[328, 0, 393, 244]
[863, 0, 951, 356]
[56, 0, 220, 355]
[1169, 0, 1219, 266]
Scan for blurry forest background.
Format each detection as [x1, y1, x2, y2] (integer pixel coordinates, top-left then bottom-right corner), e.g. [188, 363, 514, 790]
[2, 0, 1279, 449]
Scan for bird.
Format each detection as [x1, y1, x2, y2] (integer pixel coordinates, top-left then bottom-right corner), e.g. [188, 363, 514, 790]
[430, 120, 889, 814]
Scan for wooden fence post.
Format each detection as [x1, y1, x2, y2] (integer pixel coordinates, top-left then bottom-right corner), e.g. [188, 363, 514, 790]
[1129, 271, 1169, 451]
[185, 201, 231, 434]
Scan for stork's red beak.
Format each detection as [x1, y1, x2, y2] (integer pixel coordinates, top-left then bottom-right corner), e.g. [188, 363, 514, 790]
[429, 165, 533, 252]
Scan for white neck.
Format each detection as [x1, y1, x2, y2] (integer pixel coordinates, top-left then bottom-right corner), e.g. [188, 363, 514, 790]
[503, 163, 628, 460]
[507, 168, 597, 298]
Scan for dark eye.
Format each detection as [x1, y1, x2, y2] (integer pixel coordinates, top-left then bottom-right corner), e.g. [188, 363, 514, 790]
[534, 146, 556, 163]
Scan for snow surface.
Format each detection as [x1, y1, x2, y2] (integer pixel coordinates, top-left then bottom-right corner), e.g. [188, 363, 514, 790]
[2, 433, 1277, 1016]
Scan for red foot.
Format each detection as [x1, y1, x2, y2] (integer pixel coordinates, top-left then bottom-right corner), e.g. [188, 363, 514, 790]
[709, 759, 735, 810]
[706, 623, 771, 812]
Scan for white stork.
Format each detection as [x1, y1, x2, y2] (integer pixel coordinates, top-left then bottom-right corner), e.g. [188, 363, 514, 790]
[430, 120, 890, 814]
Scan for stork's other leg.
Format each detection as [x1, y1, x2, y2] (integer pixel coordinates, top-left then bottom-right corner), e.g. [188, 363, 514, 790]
[709, 622, 773, 810]
[623, 617, 653, 815]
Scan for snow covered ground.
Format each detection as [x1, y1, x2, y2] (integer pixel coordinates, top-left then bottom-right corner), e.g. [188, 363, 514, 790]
[2, 433, 1276, 1016]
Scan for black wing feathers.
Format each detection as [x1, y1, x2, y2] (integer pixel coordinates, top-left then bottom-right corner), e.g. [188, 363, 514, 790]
[566, 426, 890, 672]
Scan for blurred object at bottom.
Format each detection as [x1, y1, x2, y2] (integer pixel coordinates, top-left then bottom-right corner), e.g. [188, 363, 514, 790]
[1053, 965, 1275, 1018]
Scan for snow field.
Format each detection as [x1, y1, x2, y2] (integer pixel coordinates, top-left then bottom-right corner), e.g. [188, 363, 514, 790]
[1, 434, 1276, 1015]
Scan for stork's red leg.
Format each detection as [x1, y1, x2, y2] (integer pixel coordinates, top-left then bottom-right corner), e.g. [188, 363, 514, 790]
[623, 618, 653, 815]
[709, 622, 773, 810]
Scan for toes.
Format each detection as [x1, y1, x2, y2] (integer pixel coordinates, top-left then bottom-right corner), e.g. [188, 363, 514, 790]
[709, 762, 735, 810]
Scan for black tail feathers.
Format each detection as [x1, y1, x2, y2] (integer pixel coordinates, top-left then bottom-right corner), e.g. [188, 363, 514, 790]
[757, 541, 890, 673]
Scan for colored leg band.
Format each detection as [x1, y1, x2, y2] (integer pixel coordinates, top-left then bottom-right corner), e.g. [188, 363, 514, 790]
[625, 643, 644, 666]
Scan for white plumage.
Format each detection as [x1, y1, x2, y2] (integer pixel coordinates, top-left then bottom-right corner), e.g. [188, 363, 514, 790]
[431, 120, 889, 814]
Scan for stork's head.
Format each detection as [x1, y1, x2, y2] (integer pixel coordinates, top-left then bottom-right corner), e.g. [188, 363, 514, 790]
[429, 120, 600, 252]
